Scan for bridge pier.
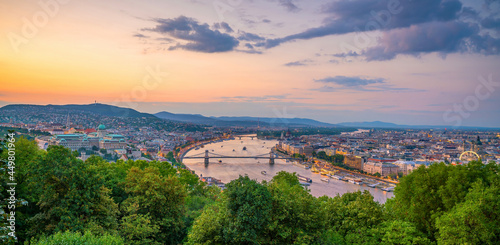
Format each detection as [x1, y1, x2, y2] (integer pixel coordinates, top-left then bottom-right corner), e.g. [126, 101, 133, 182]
[204, 150, 209, 167]
[269, 152, 274, 165]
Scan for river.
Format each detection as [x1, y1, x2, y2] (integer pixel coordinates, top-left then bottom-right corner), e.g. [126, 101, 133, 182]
[183, 137, 394, 203]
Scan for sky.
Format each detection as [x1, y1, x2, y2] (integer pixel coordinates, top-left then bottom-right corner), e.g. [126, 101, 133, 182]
[1, 0, 500, 127]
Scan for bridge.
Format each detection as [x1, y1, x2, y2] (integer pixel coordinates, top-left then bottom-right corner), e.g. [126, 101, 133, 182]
[182, 150, 293, 167]
[236, 135, 256, 140]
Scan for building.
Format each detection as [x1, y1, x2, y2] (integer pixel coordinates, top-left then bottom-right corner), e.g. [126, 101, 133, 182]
[344, 155, 364, 170]
[47, 134, 90, 151]
[46, 124, 127, 151]
[393, 161, 418, 175]
[99, 134, 127, 150]
[35, 136, 51, 150]
[363, 161, 399, 177]
[324, 147, 338, 156]
[302, 145, 314, 156]
[368, 157, 397, 163]
[97, 124, 107, 137]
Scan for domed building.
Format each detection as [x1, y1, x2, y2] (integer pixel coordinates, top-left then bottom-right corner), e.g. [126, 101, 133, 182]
[97, 124, 107, 138]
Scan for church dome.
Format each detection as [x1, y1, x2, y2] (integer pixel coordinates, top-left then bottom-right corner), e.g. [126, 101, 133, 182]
[98, 124, 106, 130]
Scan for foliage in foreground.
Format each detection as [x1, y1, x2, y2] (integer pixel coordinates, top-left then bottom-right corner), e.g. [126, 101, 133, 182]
[31, 231, 124, 245]
[1, 136, 499, 244]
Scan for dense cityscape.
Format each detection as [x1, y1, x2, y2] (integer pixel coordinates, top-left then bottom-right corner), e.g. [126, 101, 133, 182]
[1, 103, 500, 244]
[3, 0, 500, 243]
[1, 104, 499, 183]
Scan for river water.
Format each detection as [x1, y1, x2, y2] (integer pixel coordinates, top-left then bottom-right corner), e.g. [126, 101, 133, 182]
[183, 137, 394, 203]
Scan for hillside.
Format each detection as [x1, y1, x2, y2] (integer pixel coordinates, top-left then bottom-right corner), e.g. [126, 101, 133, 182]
[0, 103, 156, 118]
[155, 111, 339, 127]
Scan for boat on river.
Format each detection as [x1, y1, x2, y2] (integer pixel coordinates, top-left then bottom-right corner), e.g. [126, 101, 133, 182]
[330, 175, 344, 181]
[298, 175, 312, 183]
[367, 183, 380, 188]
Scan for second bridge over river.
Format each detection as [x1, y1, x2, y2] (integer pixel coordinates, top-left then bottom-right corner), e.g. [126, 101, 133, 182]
[182, 150, 293, 167]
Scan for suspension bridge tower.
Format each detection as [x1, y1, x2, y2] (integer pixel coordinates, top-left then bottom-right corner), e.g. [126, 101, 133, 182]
[204, 150, 209, 167]
[269, 152, 275, 165]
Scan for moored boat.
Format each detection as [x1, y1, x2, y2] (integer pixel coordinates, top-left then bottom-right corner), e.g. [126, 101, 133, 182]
[330, 175, 344, 181]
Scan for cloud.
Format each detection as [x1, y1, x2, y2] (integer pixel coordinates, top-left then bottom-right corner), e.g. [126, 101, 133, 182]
[279, 0, 300, 12]
[314, 76, 424, 92]
[143, 16, 239, 53]
[331, 51, 360, 58]
[238, 31, 265, 41]
[284, 59, 313, 66]
[133, 33, 149, 38]
[213, 22, 234, 33]
[262, 0, 463, 48]
[362, 21, 500, 61]
[220, 94, 292, 102]
[284, 61, 307, 66]
[481, 16, 500, 30]
[259, 0, 500, 60]
[316, 76, 385, 87]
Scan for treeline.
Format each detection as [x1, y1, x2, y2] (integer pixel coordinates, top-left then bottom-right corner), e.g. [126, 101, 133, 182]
[1, 137, 500, 244]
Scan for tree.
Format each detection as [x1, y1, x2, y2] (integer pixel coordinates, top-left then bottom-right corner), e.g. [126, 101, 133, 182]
[388, 161, 499, 240]
[436, 179, 500, 244]
[187, 176, 273, 244]
[320, 190, 384, 244]
[0, 136, 41, 243]
[317, 151, 327, 160]
[332, 154, 344, 164]
[265, 172, 324, 244]
[31, 230, 124, 245]
[375, 220, 431, 245]
[186, 202, 227, 245]
[223, 176, 273, 244]
[121, 166, 187, 244]
[28, 146, 118, 237]
[92, 145, 99, 151]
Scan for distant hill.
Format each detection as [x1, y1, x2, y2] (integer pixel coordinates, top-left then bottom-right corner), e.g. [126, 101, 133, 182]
[155, 112, 220, 125]
[155, 112, 339, 128]
[337, 121, 500, 130]
[337, 121, 400, 128]
[1, 104, 156, 118]
[213, 116, 338, 127]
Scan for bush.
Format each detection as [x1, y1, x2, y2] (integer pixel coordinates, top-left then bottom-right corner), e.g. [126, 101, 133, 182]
[31, 231, 124, 245]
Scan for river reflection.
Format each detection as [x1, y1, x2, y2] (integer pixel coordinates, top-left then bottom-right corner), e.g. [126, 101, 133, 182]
[183, 137, 394, 203]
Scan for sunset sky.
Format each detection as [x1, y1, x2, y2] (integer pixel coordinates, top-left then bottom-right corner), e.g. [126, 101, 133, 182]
[1, 0, 500, 127]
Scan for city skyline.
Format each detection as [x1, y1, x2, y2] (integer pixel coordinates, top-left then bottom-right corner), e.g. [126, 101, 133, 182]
[2, 0, 500, 127]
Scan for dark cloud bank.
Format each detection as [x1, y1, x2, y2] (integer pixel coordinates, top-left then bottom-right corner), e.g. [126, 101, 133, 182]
[136, 0, 500, 60]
